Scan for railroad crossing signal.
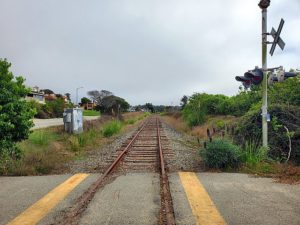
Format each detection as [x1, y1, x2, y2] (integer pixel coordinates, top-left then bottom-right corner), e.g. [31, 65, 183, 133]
[235, 66, 264, 88]
[268, 70, 298, 85]
[244, 67, 264, 85]
[236, 66, 298, 87]
[235, 76, 251, 88]
[269, 19, 285, 56]
[268, 67, 299, 84]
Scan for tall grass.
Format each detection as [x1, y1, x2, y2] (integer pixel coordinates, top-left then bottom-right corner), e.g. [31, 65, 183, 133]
[29, 131, 49, 145]
[102, 120, 123, 137]
[242, 141, 268, 166]
[29, 130, 59, 146]
[125, 118, 136, 125]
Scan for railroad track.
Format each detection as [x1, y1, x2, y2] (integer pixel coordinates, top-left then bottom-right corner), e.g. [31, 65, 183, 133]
[57, 117, 175, 225]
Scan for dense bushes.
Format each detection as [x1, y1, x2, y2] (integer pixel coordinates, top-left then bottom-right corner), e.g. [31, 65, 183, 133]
[182, 90, 261, 127]
[268, 76, 300, 106]
[234, 104, 300, 164]
[182, 93, 226, 126]
[182, 78, 300, 127]
[200, 139, 242, 169]
[29, 99, 73, 119]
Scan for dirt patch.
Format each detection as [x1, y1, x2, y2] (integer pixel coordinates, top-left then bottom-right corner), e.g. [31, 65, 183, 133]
[240, 162, 300, 185]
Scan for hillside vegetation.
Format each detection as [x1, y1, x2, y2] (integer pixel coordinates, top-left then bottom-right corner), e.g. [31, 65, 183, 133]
[161, 75, 300, 183]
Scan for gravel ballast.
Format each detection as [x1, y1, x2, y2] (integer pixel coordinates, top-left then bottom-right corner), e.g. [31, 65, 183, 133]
[65, 126, 139, 174]
[65, 117, 203, 174]
[161, 121, 204, 172]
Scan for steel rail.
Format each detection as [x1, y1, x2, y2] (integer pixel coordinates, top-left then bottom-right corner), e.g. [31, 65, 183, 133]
[156, 118, 176, 225]
[58, 119, 149, 225]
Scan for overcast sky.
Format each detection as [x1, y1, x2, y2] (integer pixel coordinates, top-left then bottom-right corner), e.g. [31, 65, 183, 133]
[0, 0, 299, 105]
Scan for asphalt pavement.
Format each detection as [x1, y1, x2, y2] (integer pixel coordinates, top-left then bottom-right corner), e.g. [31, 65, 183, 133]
[32, 116, 100, 130]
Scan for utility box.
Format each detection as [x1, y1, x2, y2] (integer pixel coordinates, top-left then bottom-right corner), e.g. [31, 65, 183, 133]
[63, 108, 83, 134]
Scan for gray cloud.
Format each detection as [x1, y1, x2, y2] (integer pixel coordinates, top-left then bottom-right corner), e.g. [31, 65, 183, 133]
[0, 0, 299, 105]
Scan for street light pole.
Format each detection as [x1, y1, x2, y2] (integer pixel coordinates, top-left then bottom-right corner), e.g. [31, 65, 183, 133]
[76, 87, 83, 107]
[259, 0, 270, 147]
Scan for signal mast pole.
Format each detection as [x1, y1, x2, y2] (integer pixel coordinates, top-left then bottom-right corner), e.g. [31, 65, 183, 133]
[259, 0, 270, 147]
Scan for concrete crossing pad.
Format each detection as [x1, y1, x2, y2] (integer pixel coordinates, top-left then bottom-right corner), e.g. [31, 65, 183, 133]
[169, 172, 300, 225]
[79, 173, 160, 225]
[197, 173, 300, 225]
[0, 174, 100, 225]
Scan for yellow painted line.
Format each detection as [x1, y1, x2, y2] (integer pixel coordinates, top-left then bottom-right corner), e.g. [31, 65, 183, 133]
[7, 173, 89, 225]
[179, 172, 227, 225]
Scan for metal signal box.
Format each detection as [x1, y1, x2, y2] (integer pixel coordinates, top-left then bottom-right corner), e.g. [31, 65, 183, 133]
[63, 108, 83, 134]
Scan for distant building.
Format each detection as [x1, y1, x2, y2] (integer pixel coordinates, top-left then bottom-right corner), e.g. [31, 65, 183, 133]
[81, 102, 96, 110]
[128, 106, 136, 112]
[25, 86, 45, 104]
[44, 94, 70, 103]
[26, 86, 70, 104]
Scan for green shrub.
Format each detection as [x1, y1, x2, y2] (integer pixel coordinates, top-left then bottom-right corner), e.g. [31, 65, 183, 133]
[102, 120, 122, 137]
[200, 139, 242, 169]
[215, 120, 225, 130]
[125, 119, 136, 125]
[182, 98, 205, 127]
[0, 59, 35, 158]
[144, 112, 151, 117]
[45, 98, 65, 118]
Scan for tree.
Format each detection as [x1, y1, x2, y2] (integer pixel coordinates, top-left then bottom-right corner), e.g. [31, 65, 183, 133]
[81, 97, 91, 104]
[45, 98, 66, 118]
[145, 103, 155, 113]
[87, 90, 112, 107]
[65, 93, 71, 102]
[135, 105, 142, 111]
[42, 89, 54, 94]
[55, 94, 63, 98]
[0, 59, 35, 158]
[153, 105, 165, 112]
[99, 95, 130, 114]
[180, 95, 188, 109]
